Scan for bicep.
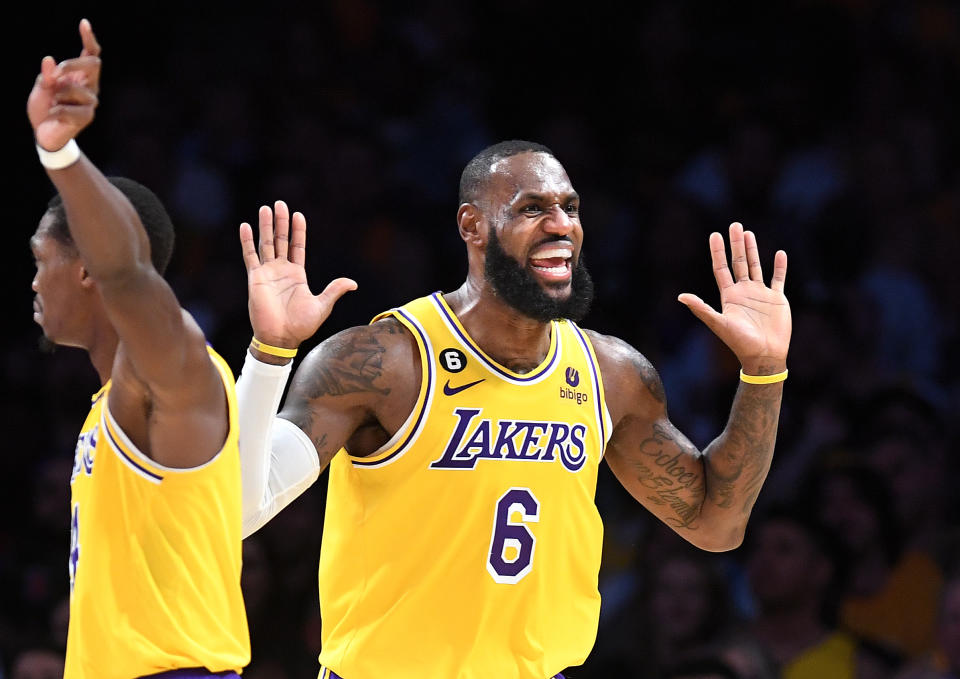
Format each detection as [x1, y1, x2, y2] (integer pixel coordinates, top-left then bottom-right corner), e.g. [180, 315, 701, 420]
[590, 330, 707, 535]
[276, 323, 411, 468]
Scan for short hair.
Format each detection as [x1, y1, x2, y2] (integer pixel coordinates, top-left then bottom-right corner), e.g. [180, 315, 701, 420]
[458, 140, 555, 205]
[45, 177, 176, 275]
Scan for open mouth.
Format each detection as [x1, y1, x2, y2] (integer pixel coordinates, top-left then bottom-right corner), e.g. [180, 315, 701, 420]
[528, 244, 573, 282]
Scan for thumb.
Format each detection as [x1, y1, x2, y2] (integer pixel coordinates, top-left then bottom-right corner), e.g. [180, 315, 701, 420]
[317, 277, 358, 308]
[677, 293, 723, 334]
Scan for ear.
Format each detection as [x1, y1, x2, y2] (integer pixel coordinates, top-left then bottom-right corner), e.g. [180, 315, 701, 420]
[457, 203, 486, 246]
[78, 264, 96, 289]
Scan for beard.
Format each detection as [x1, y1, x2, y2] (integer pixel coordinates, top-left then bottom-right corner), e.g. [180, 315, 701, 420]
[484, 230, 594, 323]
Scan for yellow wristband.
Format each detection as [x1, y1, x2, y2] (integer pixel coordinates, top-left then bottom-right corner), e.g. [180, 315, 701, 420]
[740, 368, 788, 384]
[250, 337, 298, 358]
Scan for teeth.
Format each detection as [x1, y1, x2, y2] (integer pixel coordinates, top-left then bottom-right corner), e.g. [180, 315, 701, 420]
[532, 265, 568, 275]
[532, 247, 572, 259]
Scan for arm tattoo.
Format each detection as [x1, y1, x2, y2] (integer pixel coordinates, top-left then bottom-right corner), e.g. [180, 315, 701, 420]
[630, 421, 704, 529]
[302, 322, 398, 399]
[704, 382, 780, 514]
[631, 353, 666, 405]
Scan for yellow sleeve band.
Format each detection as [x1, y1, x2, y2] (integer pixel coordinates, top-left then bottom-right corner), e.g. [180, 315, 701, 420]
[739, 368, 788, 384]
[250, 337, 298, 358]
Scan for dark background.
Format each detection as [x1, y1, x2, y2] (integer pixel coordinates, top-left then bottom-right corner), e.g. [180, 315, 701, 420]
[3, 1, 959, 677]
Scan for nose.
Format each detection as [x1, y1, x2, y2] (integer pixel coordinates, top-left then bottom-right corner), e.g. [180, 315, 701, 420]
[32, 273, 39, 292]
[542, 204, 574, 236]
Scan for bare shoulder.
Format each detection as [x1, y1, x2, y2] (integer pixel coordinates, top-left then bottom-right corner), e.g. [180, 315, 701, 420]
[108, 308, 228, 467]
[290, 316, 421, 404]
[115, 307, 222, 407]
[582, 328, 667, 426]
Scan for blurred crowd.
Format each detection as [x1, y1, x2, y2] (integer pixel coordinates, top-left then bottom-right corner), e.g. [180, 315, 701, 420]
[3, 1, 960, 677]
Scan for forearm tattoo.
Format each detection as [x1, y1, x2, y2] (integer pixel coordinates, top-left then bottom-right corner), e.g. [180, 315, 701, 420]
[704, 381, 781, 515]
[632, 421, 704, 529]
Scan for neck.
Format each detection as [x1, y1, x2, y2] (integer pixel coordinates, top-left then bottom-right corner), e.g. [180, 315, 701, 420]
[446, 279, 553, 374]
[85, 312, 119, 385]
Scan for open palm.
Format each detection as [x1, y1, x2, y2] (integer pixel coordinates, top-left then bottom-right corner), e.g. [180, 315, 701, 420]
[678, 223, 791, 370]
[239, 201, 356, 349]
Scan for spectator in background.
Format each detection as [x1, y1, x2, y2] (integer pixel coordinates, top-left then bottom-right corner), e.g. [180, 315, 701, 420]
[746, 504, 898, 679]
[594, 541, 743, 678]
[9, 645, 64, 679]
[807, 460, 942, 660]
[896, 574, 960, 679]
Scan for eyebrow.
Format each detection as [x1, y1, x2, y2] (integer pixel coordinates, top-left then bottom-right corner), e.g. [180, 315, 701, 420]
[511, 191, 580, 204]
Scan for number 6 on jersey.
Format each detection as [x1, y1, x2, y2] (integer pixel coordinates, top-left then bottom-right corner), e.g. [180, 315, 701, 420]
[487, 488, 540, 584]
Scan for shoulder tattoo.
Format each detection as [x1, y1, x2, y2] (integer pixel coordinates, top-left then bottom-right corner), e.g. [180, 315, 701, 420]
[301, 320, 403, 400]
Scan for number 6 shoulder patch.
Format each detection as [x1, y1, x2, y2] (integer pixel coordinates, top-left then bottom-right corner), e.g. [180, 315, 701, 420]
[439, 348, 467, 373]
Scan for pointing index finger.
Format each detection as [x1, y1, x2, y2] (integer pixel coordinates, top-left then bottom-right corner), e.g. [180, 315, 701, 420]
[79, 18, 101, 57]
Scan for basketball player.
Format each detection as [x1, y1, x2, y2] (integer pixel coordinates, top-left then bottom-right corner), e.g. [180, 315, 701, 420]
[235, 141, 791, 678]
[28, 21, 249, 678]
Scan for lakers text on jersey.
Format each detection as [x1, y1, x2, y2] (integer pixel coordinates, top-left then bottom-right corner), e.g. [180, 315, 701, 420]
[318, 293, 611, 679]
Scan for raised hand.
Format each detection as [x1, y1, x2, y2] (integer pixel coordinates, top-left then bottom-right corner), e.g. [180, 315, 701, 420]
[678, 222, 791, 374]
[27, 18, 102, 151]
[239, 201, 357, 350]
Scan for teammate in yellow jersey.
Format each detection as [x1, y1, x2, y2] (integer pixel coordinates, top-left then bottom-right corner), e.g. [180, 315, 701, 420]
[27, 21, 249, 678]
[235, 141, 792, 679]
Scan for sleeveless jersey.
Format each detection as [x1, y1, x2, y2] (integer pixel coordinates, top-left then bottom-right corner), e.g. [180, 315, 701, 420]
[65, 347, 250, 679]
[317, 292, 612, 679]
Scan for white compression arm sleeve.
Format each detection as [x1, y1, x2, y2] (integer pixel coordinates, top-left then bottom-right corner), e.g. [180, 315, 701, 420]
[236, 350, 321, 538]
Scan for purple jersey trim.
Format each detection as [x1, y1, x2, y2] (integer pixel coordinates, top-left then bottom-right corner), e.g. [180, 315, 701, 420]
[430, 292, 560, 383]
[569, 323, 606, 448]
[352, 307, 434, 468]
[102, 415, 164, 483]
[138, 669, 241, 678]
[322, 669, 563, 678]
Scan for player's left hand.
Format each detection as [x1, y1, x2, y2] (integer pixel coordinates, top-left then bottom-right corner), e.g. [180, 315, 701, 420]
[678, 222, 791, 375]
[27, 18, 102, 152]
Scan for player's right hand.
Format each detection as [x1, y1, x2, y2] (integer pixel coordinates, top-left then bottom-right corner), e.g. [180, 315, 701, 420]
[27, 18, 102, 152]
[239, 201, 357, 351]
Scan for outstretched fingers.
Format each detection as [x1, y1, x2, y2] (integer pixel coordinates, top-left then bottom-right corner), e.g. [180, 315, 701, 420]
[744, 230, 763, 282]
[677, 292, 724, 335]
[257, 205, 275, 262]
[728, 222, 749, 282]
[770, 249, 788, 292]
[316, 278, 359, 319]
[79, 19, 101, 57]
[273, 200, 290, 260]
[709, 232, 734, 290]
[239, 223, 260, 273]
[290, 211, 307, 266]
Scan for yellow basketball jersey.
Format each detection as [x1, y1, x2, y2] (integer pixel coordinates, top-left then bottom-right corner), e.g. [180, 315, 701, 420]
[318, 293, 611, 679]
[65, 347, 250, 679]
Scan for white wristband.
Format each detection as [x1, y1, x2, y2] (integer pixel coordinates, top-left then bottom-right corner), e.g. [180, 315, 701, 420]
[37, 139, 81, 170]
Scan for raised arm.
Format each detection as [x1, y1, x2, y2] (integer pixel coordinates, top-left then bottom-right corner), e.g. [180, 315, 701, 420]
[236, 202, 419, 534]
[599, 223, 790, 551]
[27, 20, 227, 467]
